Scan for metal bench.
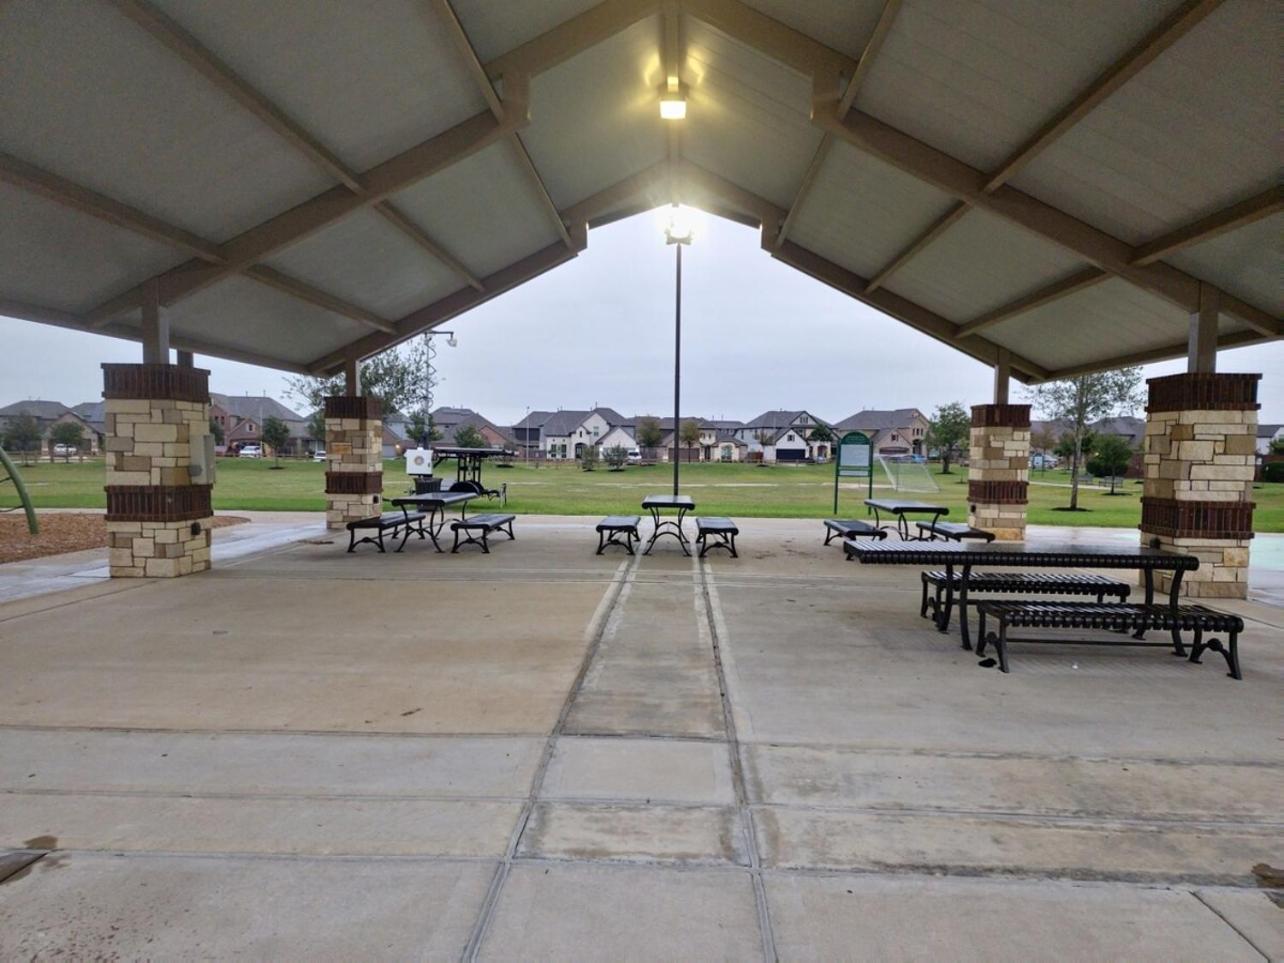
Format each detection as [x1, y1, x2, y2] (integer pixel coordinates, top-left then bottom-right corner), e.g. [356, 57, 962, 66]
[695, 517, 739, 558]
[596, 515, 641, 555]
[346, 511, 426, 554]
[975, 601, 1244, 678]
[916, 520, 995, 542]
[824, 518, 887, 546]
[450, 513, 516, 553]
[921, 571, 1131, 630]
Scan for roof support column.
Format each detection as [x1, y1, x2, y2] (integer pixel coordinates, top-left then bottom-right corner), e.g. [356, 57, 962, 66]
[176, 350, 194, 369]
[968, 403, 1030, 542]
[322, 395, 383, 532]
[140, 279, 170, 365]
[343, 356, 361, 396]
[1187, 283, 1219, 374]
[992, 348, 1011, 405]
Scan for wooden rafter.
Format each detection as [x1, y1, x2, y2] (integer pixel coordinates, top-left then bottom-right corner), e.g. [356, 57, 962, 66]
[1132, 185, 1283, 266]
[864, 203, 968, 294]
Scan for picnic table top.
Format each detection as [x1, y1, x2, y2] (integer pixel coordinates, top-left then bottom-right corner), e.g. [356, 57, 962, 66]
[864, 498, 949, 514]
[843, 539, 1199, 571]
[642, 494, 695, 509]
[390, 491, 477, 507]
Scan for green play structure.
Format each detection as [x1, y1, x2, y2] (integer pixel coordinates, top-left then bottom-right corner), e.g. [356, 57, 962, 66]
[0, 446, 39, 534]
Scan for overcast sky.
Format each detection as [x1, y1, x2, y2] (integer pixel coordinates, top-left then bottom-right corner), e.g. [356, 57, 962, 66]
[2, 209, 1279, 426]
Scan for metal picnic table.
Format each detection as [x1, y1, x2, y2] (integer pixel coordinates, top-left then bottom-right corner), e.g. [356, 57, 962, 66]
[641, 494, 695, 556]
[864, 497, 948, 540]
[843, 539, 1200, 652]
[389, 490, 478, 552]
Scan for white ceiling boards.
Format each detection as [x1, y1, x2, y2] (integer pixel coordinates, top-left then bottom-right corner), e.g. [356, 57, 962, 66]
[0, 0, 1277, 378]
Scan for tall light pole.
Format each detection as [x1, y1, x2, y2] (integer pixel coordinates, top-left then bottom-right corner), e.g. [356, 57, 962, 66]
[665, 207, 693, 496]
[420, 329, 456, 445]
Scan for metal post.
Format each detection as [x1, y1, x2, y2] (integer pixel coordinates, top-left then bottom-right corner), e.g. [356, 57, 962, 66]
[343, 356, 361, 396]
[673, 240, 682, 497]
[1187, 282, 1218, 374]
[141, 277, 170, 364]
[993, 348, 1011, 405]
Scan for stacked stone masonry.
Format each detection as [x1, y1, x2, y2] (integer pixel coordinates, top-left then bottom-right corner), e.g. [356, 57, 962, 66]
[968, 404, 1029, 542]
[1141, 373, 1259, 599]
[102, 364, 213, 578]
[324, 395, 383, 530]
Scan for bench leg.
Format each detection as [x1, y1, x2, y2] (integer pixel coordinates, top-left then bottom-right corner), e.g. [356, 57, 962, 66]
[596, 531, 605, 555]
[1188, 630, 1242, 680]
[503, 520, 515, 541]
[347, 528, 358, 553]
[976, 610, 988, 658]
[995, 622, 1010, 673]
[823, 528, 834, 546]
[451, 528, 462, 553]
[375, 528, 386, 553]
[396, 523, 413, 553]
[919, 574, 930, 619]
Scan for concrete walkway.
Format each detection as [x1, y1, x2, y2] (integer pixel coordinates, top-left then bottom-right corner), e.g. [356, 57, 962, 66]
[0, 516, 1280, 959]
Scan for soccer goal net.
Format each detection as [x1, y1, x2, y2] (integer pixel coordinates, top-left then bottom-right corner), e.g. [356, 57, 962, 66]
[878, 455, 939, 493]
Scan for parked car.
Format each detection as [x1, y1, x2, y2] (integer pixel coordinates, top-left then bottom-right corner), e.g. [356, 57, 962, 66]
[312, 449, 326, 462]
[239, 444, 262, 459]
[53, 443, 78, 456]
[626, 448, 642, 464]
[1032, 452, 1060, 470]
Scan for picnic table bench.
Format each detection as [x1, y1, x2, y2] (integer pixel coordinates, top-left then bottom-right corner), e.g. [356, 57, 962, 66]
[824, 518, 886, 546]
[916, 520, 995, 542]
[921, 570, 1131, 630]
[695, 517, 739, 558]
[596, 515, 641, 555]
[976, 601, 1244, 678]
[346, 511, 425, 554]
[864, 498, 948, 540]
[450, 513, 515, 553]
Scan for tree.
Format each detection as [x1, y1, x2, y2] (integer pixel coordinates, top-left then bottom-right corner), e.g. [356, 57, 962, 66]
[603, 445, 627, 471]
[307, 409, 325, 450]
[1031, 368, 1143, 510]
[209, 416, 225, 446]
[1086, 435, 1134, 494]
[1270, 437, 1284, 455]
[261, 416, 291, 468]
[286, 340, 431, 417]
[2, 415, 42, 465]
[579, 443, 599, 471]
[679, 419, 702, 462]
[49, 422, 85, 462]
[636, 416, 663, 450]
[808, 424, 834, 442]
[453, 424, 486, 449]
[926, 402, 970, 474]
[1029, 425, 1057, 472]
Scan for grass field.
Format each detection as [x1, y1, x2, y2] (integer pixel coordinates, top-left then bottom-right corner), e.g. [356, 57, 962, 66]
[4, 457, 1283, 532]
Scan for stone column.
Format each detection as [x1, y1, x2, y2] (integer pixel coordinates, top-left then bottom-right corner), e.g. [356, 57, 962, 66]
[1140, 373, 1259, 598]
[324, 395, 383, 530]
[102, 363, 213, 578]
[968, 403, 1030, 541]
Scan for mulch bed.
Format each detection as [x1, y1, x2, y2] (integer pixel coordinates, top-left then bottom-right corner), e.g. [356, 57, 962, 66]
[0, 513, 249, 565]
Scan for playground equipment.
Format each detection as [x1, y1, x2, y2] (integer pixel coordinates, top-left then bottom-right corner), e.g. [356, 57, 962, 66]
[0, 446, 38, 534]
[878, 454, 940, 493]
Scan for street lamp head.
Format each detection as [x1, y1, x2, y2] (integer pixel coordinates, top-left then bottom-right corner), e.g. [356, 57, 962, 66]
[664, 204, 694, 246]
[446, 334, 458, 348]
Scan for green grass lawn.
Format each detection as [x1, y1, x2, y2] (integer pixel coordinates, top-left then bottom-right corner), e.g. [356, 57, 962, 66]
[4, 457, 1283, 532]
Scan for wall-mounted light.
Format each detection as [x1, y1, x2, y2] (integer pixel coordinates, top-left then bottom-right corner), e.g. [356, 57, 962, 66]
[659, 77, 687, 120]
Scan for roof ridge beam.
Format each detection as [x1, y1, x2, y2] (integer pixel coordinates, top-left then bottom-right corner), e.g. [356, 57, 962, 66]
[86, 109, 515, 326]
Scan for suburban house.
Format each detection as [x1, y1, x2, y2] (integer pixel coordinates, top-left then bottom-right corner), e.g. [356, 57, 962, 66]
[430, 407, 514, 449]
[833, 408, 930, 457]
[1257, 423, 1283, 456]
[518, 407, 626, 459]
[0, 399, 101, 454]
[735, 410, 831, 462]
[210, 394, 315, 456]
[658, 417, 723, 462]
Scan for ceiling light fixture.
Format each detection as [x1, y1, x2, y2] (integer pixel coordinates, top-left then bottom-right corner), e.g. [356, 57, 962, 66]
[659, 78, 686, 120]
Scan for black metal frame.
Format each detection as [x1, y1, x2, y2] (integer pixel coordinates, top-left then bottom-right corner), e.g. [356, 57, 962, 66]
[346, 511, 425, 554]
[450, 514, 516, 553]
[975, 602, 1243, 678]
[696, 519, 739, 558]
[864, 499, 948, 541]
[920, 571, 1131, 631]
[390, 492, 475, 553]
[824, 518, 887, 546]
[596, 517, 641, 555]
[642, 496, 695, 556]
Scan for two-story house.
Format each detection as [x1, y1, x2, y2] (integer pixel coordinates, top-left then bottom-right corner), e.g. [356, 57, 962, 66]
[833, 408, 930, 457]
[735, 410, 830, 463]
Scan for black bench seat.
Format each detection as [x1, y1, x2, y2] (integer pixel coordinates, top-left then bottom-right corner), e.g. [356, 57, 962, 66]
[450, 513, 516, 553]
[596, 515, 641, 555]
[916, 521, 995, 542]
[695, 517, 739, 558]
[346, 511, 426, 554]
[921, 570, 1131, 629]
[975, 601, 1244, 678]
[824, 518, 887, 546]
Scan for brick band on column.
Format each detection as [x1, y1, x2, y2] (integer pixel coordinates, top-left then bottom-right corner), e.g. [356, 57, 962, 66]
[1140, 372, 1259, 599]
[968, 403, 1029, 541]
[324, 394, 383, 530]
[102, 363, 213, 578]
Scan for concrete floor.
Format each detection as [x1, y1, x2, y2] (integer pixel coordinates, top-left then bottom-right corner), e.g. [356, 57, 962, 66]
[0, 515, 1281, 960]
